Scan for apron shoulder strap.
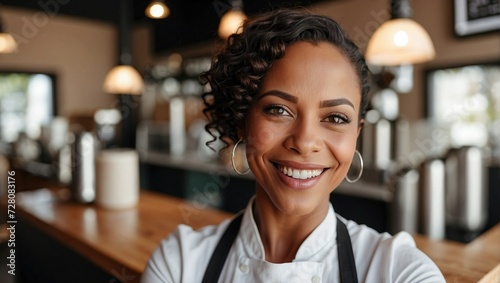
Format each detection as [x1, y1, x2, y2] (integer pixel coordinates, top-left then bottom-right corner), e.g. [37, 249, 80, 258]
[201, 213, 243, 283]
[336, 217, 358, 283]
[201, 213, 358, 283]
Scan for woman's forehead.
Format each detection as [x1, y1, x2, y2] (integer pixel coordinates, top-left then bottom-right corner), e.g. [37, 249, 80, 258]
[258, 41, 361, 104]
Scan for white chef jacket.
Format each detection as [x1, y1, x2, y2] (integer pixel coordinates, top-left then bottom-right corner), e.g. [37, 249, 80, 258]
[142, 199, 445, 283]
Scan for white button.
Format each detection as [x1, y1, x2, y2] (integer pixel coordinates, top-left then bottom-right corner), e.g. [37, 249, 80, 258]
[239, 263, 249, 273]
[311, 275, 321, 283]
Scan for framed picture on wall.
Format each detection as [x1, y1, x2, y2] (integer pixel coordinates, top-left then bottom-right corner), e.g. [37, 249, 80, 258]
[454, 0, 500, 36]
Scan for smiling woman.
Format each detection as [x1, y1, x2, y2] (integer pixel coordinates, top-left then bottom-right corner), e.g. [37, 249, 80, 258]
[142, 8, 445, 283]
[246, 41, 361, 221]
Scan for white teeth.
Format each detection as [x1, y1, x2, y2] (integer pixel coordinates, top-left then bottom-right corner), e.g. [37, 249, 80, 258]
[279, 165, 323, 180]
[300, 171, 307, 179]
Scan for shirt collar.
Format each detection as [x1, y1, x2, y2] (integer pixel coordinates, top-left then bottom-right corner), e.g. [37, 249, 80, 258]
[240, 197, 337, 261]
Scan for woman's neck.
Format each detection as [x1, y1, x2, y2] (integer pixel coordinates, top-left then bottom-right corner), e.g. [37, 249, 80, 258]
[252, 190, 329, 263]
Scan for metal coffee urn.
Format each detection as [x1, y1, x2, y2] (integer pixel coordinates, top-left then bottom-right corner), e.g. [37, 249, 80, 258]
[445, 146, 486, 242]
[418, 157, 446, 240]
[69, 129, 99, 203]
[389, 168, 419, 234]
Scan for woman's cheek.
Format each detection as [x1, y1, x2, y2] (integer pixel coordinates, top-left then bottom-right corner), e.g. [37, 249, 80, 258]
[246, 111, 286, 150]
[325, 131, 358, 162]
[246, 124, 276, 163]
[253, 125, 278, 146]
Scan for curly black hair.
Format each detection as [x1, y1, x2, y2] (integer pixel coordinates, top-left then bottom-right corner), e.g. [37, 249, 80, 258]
[200, 8, 370, 151]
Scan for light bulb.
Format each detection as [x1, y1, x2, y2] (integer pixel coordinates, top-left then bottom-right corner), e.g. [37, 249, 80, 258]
[393, 31, 409, 47]
[145, 1, 170, 19]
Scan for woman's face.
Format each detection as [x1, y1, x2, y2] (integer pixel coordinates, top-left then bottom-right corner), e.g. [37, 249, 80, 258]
[244, 41, 362, 216]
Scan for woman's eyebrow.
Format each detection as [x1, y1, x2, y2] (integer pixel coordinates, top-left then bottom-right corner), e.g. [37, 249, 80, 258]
[257, 91, 354, 109]
[320, 98, 354, 109]
[257, 90, 298, 103]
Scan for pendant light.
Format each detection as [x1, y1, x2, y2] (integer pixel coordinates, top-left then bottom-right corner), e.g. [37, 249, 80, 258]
[218, 0, 247, 40]
[145, 0, 170, 19]
[365, 0, 435, 66]
[0, 10, 17, 53]
[102, 0, 144, 148]
[103, 65, 144, 95]
[103, 0, 144, 95]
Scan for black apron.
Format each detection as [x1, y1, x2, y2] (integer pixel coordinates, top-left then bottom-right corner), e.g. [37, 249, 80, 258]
[201, 213, 358, 283]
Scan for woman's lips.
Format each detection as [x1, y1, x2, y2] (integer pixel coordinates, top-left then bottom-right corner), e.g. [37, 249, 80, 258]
[272, 162, 328, 189]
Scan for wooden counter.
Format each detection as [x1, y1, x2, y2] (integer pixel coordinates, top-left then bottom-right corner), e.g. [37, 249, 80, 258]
[414, 226, 500, 283]
[17, 188, 499, 283]
[17, 188, 233, 283]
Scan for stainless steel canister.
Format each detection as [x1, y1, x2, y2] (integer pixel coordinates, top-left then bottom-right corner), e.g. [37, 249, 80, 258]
[389, 168, 419, 234]
[69, 130, 99, 203]
[361, 117, 393, 170]
[445, 146, 486, 233]
[418, 158, 446, 240]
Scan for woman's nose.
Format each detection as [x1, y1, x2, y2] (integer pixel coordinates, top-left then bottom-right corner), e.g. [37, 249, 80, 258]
[284, 116, 322, 155]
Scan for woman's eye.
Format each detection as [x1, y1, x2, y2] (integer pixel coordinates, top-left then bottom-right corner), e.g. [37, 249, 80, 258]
[263, 105, 291, 116]
[323, 114, 351, 125]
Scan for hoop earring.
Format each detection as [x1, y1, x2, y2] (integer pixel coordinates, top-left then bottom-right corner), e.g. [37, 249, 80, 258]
[345, 150, 363, 183]
[231, 139, 250, 175]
